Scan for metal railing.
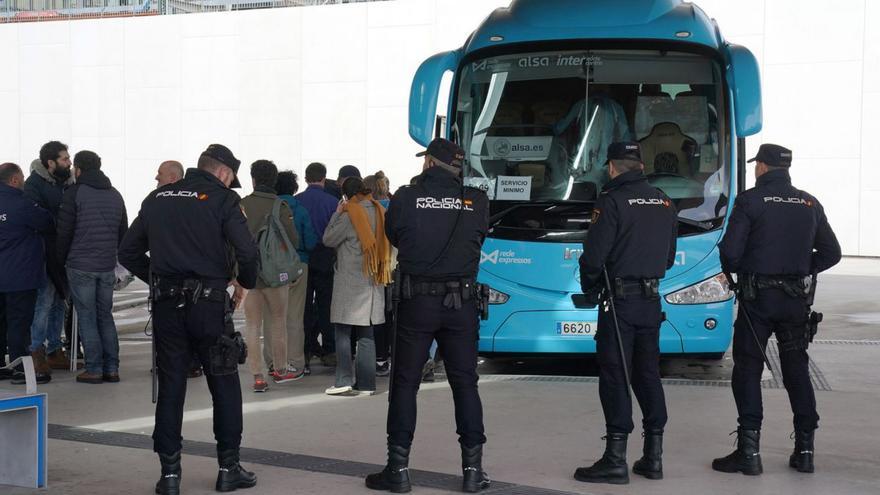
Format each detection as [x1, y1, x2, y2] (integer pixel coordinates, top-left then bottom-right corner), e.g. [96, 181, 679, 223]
[0, 0, 385, 22]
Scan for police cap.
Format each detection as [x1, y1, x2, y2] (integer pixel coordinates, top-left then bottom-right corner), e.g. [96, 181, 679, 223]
[416, 138, 465, 167]
[201, 144, 242, 188]
[747, 143, 792, 167]
[606, 141, 642, 164]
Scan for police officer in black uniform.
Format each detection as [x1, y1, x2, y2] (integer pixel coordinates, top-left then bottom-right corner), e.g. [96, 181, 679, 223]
[365, 138, 491, 493]
[712, 144, 840, 476]
[119, 144, 260, 495]
[574, 142, 677, 485]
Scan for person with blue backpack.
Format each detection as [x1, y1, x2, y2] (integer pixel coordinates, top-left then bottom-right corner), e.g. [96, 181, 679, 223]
[240, 160, 304, 392]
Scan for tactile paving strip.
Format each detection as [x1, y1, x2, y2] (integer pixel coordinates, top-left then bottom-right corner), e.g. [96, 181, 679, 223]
[766, 341, 832, 391]
[48, 424, 582, 495]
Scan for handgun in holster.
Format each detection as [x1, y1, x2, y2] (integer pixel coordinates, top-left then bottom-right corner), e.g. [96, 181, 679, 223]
[640, 278, 660, 299]
[208, 292, 247, 376]
[477, 283, 490, 321]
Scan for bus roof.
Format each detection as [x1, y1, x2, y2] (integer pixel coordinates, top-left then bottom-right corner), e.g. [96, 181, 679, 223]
[463, 0, 725, 55]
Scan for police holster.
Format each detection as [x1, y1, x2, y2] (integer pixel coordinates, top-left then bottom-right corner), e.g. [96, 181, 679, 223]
[209, 292, 247, 376]
[153, 276, 246, 376]
[611, 278, 660, 301]
[738, 272, 822, 352]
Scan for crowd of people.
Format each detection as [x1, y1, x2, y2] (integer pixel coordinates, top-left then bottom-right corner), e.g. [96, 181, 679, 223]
[1, 142, 128, 385]
[0, 140, 424, 397]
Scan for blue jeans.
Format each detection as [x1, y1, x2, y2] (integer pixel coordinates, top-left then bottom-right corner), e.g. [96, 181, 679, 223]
[67, 268, 119, 374]
[30, 282, 65, 354]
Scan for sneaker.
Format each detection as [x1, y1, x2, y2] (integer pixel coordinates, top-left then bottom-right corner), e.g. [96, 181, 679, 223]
[376, 361, 390, 377]
[303, 364, 311, 376]
[103, 372, 121, 383]
[355, 389, 377, 396]
[271, 367, 305, 384]
[187, 367, 203, 379]
[253, 375, 269, 393]
[325, 385, 353, 396]
[76, 371, 104, 384]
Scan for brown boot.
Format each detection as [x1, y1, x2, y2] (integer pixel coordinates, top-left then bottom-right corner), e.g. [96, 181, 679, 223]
[76, 371, 104, 384]
[47, 349, 70, 370]
[31, 346, 50, 372]
[29, 347, 52, 384]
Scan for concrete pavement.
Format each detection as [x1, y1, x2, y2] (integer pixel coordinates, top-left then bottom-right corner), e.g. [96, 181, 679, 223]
[2, 258, 879, 494]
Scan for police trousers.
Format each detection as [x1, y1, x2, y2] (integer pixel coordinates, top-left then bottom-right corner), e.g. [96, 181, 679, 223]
[153, 298, 243, 455]
[732, 289, 818, 431]
[387, 295, 486, 449]
[596, 295, 667, 434]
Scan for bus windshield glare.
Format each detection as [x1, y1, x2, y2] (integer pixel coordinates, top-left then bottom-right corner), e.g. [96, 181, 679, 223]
[455, 49, 728, 238]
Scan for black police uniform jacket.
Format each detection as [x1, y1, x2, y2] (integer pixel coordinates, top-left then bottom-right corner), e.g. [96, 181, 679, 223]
[118, 168, 259, 290]
[719, 169, 841, 276]
[578, 170, 678, 293]
[386, 166, 489, 280]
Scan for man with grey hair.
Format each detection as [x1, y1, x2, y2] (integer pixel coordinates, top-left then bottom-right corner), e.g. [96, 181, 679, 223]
[156, 161, 184, 188]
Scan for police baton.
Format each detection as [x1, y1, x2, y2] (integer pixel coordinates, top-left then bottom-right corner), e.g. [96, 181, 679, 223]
[723, 272, 773, 372]
[602, 267, 631, 394]
[147, 271, 158, 404]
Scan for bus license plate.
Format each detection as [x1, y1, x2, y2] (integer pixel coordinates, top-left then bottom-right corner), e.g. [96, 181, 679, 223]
[556, 321, 595, 336]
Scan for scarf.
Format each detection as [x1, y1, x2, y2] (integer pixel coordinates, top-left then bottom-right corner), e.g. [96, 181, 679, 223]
[343, 194, 393, 285]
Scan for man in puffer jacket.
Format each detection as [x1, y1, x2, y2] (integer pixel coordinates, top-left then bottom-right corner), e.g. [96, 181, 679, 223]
[57, 150, 128, 384]
[24, 141, 75, 372]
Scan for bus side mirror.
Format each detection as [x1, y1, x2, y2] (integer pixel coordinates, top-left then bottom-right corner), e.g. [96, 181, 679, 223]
[726, 44, 763, 137]
[409, 50, 460, 146]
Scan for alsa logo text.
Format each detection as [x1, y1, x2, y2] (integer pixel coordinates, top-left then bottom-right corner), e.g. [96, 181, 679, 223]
[416, 197, 474, 211]
[763, 196, 812, 206]
[628, 198, 671, 207]
[156, 190, 208, 200]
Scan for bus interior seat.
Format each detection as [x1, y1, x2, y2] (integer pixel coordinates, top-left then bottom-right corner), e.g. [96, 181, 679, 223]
[532, 100, 569, 126]
[568, 181, 597, 201]
[492, 101, 526, 134]
[639, 84, 671, 98]
[514, 163, 548, 189]
[638, 122, 698, 176]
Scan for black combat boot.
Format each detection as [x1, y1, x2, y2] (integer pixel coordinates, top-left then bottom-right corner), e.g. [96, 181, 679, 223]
[215, 448, 257, 492]
[573, 433, 629, 485]
[789, 430, 815, 473]
[632, 430, 663, 480]
[712, 428, 763, 475]
[365, 444, 412, 493]
[155, 451, 181, 495]
[461, 444, 491, 493]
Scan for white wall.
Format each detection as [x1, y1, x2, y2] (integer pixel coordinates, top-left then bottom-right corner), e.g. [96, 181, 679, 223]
[0, 0, 876, 255]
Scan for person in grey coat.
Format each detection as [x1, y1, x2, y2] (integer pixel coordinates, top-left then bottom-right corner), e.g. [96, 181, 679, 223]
[323, 177, 391, 396]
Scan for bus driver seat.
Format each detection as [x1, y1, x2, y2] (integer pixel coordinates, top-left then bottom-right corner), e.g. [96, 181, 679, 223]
[638, 122, 698, 176]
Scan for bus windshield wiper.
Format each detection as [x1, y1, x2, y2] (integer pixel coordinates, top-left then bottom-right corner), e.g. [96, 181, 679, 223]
[677, 216, 716, 231]
[490, 200, 591, 228]
[490, 202, 551, 227]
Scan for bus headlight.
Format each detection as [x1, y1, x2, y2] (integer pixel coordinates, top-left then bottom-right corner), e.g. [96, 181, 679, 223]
[664, 273, 733, 305]
[488, 288, 510, 305]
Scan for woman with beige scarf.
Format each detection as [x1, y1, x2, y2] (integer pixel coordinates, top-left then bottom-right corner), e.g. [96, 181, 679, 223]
[322, 177, 392, 396]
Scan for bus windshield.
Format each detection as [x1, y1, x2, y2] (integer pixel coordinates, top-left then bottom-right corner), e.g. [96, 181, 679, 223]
[455, 49, 728, 237]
